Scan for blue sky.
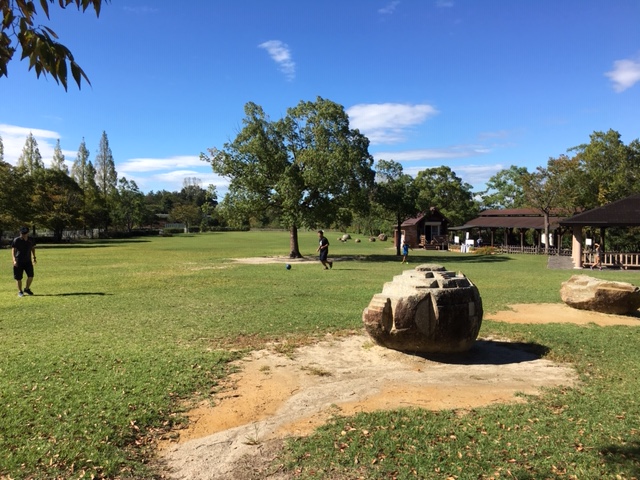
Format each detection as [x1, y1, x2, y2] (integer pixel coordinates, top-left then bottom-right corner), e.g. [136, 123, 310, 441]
[2, 0, 640, 196]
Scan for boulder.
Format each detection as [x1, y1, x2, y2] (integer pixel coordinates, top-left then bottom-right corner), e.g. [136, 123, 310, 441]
[560, 275, 640, 315]
[362, 264, 483, 354]
[378, 234, 388, 241]
[369, 237, 376, 242]
[341, 234, 351, 241]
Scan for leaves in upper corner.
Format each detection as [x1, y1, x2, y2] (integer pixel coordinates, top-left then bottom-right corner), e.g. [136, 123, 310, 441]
[1, 0, 106, 89]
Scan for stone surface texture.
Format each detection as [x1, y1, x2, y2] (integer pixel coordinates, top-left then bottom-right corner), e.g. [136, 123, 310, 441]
[362, 264, 483, 353]
[560, 275, 640, 315]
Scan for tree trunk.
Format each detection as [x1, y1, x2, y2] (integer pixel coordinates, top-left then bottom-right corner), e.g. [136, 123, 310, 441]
[289, 226, 302, 258]
[396, 213, 402, 256]
[543, 211, 550, 254]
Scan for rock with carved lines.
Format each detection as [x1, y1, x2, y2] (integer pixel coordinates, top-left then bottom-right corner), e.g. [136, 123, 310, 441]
[362, 264, 483, 353]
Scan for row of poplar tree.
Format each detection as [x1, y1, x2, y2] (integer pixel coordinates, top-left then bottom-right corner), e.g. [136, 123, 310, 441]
[0, 132, 219, 241]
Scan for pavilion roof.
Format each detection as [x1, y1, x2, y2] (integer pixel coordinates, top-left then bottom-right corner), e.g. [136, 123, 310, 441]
[450, 208, 566, 230]
[560, 194, 640, 227]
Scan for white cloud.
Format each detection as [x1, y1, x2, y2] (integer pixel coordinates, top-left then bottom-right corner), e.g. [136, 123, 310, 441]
[118, 155, 205, 173]
[347, 103, 438, 145]
[378, 1, 400, 14]
[118, 156, 229, 194]
[150, 171, 227, 188]
[258, 40, 296, 81]
[452, 163, 503, 187]
[0, 124, 58, 167]
[373, 144, 489, 162]
[605, 56, 640, 92]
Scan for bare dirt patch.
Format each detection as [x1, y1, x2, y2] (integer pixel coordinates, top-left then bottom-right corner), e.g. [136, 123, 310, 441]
[156, 302, 640, 480]
[486, 303, 640, 326]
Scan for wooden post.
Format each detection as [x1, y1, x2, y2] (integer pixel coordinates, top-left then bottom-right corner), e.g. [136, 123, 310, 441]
[571, 226, 584, 268]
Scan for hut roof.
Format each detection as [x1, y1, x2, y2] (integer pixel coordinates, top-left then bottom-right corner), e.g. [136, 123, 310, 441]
[401, 208, 448, 227]
[450, 208, 566, 230]
[560, 194, 640, 227]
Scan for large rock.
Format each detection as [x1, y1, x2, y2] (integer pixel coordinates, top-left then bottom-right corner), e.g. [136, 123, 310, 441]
[362, 264, 483, 354]
[560, 275, 640, 315]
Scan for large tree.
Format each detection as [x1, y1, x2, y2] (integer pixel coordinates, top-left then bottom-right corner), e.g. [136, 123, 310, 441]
[179, 177, 208, 206]
[71, 138, 102, 234]
[479, 165, 528, 210]
[199, 184, 219, 230]
[51, 138, 68, 173]
[31, 168, 82, 240]
[569, 129, 640, 209]
[71, 138, 90, 187]
[374, 160, 419, 256]
[93, 131, 116, 230]
[17, 132, 44, 174]
[413, 166, 478, 226]
[0, 160, 27, 233]
[169, 204, 201, 233]
[521, 155, 578, 254]
[204, 97, 375, 257]
[0, 0, 108, 89]
[112, 177, 146, 232]
[94, 130, 117, 198]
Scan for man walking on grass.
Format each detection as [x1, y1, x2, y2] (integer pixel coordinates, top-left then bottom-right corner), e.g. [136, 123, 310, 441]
[317, 230, 333, 270]
[11, 227, 37, 297]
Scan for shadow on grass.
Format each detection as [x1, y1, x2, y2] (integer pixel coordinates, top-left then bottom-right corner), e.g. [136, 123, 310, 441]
[416, 339, 550, 365]
[347, 254, 512, 264]
[36, 292, 112, 296]
[601, 440, 640, 477]
[40, 239, 151, 249]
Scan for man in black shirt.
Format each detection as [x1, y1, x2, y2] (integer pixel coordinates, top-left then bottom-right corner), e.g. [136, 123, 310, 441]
[316, 230, 333, 270]
[11, 227, 37, 297]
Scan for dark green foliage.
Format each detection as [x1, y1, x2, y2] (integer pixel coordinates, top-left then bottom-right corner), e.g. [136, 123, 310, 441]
[0, 0, 107, 89]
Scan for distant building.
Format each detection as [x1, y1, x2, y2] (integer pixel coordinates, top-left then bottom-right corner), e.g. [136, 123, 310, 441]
[450, 208, 567, 249]
[395, 208, 449, 250]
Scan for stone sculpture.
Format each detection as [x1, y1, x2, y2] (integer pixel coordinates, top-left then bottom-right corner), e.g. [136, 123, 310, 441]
[362, 264, 483, 353]
[560, 275, 640, 315]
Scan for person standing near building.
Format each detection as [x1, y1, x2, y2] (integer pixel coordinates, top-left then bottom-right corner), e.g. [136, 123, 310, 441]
[11, 227, 37, 297]
[592, 242, 603, 270]
[401, 239, 412, 264]
[316, 230, 333, 270]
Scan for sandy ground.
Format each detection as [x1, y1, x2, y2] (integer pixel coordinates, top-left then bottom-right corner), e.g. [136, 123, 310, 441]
[157, 258, 640, 479]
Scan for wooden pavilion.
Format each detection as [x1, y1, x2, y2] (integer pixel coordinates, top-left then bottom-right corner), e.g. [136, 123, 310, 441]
[449, 209, 567, 251]
[560, 194, 640, 269]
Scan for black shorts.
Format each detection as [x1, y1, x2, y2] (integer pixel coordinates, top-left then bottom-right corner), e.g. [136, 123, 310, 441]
[13, 263, 34, 280]
[319, 250, 328, 262]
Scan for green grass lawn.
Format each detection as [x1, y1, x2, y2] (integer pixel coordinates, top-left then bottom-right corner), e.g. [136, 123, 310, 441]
[1, 230, 639, 479]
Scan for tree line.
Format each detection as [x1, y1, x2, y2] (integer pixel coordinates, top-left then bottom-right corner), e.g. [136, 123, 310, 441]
[3, 99, 638, 255]
[204, 98, 640, 256]
[0, 131, 218, 241]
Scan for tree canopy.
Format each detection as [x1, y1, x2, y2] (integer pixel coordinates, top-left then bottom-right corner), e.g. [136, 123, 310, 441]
[374, 160, 419, 255]
[414, 166, 478, 226]
[0, 0, 107, 89]
[569, 129, 640, 209]
[479, 165, 528, 210]
[203, 97, 375, 257]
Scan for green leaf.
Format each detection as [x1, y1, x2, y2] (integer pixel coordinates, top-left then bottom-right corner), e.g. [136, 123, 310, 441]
[42, 26, 59, 39]
[57, 58, 67, 90]
[38, 0, 50, 19]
